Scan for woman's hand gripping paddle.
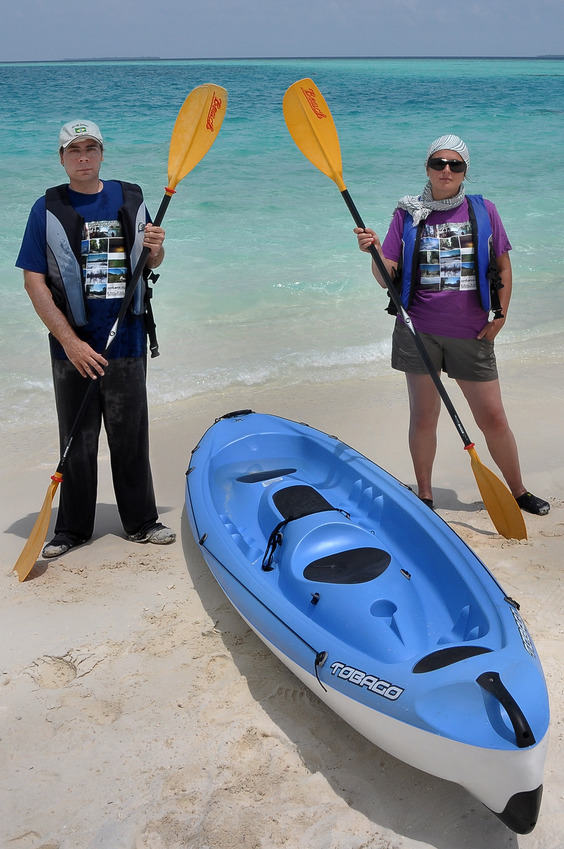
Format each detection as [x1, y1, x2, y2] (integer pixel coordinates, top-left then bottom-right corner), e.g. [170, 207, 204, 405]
[14, 84, 228, 582]
[283, 78, 527, 541]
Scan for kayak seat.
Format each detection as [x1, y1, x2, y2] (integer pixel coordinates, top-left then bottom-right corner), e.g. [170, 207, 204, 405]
[303, 546, 391, 584]
[261, 485, 337, 571]
[413, 645, 493, 673]
[264, 485, 391, 583]
[262, 484, 391, 584]
[273, 485, 334, 520]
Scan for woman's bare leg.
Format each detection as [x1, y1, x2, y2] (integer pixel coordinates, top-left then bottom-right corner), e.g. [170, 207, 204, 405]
[405, 372, 442, 502]
[456, 378, 526, 497]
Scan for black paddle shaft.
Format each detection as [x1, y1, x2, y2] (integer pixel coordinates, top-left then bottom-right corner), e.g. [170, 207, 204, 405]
[341, 189, 473, 449]
[56, 191, 173, 474]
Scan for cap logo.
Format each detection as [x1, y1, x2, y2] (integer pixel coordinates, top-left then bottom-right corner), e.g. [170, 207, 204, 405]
[74, 126, 89, 135]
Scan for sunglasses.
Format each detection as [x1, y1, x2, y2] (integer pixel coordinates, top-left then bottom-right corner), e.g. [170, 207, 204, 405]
[427, 157, 467, 173]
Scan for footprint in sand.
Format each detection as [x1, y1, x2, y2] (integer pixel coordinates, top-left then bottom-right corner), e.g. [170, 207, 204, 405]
[27, 654, 77, 688]
[205, 652, 232, 681]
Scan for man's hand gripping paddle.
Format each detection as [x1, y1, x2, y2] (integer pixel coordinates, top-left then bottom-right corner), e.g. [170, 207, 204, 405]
[14, 84, 228, 582]
[283, 78, 527, 541]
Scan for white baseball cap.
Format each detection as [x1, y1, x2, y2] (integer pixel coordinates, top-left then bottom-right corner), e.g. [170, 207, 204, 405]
[59, 120, 104, 149]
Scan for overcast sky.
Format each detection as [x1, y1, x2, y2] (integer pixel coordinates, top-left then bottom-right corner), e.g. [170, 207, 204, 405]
[2, 0, 563, 62]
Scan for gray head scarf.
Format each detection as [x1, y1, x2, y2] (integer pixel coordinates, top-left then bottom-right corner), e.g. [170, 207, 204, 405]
[396, 134, 470, 226]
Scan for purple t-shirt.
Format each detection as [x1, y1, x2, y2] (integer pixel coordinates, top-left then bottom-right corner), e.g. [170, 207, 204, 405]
[381, 198, 511, 338]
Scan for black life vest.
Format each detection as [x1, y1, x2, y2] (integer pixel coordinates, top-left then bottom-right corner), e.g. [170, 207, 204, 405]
[44, 181, 147, 327]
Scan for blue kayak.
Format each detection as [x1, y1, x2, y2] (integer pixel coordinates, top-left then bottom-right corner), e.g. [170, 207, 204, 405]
[185, 410, 549, 834]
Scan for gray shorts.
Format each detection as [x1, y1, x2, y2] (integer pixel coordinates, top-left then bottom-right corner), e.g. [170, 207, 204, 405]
[391, 320, 498, 382]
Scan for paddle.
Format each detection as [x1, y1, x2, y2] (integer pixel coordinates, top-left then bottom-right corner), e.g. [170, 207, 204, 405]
[14, 83, 228, 582]
[283, 78, 527, 541]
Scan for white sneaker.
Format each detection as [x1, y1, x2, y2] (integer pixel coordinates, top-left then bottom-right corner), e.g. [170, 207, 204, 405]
[42, 534, 85, 558]
[128, 523, 176, 545]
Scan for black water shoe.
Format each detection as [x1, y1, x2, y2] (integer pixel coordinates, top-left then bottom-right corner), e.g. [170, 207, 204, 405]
[516, 492, 550, 516]
[419, 497, 435, 510]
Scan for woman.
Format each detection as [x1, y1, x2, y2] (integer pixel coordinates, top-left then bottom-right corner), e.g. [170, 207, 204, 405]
[355, 134, 549, 515]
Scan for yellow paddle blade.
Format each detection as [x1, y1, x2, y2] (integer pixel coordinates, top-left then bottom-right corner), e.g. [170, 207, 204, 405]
[167, 83, 228, 191]
[14, 473, 63, 582]
[283, 79, 347, 192]
[467, 447, 527, 540]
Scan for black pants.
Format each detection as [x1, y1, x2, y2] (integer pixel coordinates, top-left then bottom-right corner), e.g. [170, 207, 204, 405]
[52, 356, 158, 541]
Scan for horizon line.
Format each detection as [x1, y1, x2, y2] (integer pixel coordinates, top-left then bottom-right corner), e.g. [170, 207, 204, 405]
[1, 54, 564, 64]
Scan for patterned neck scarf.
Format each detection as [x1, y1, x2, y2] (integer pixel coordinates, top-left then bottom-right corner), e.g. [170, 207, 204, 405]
[396, 180, 466, 226]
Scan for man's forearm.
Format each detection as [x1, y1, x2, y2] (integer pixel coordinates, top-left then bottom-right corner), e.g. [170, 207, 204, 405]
[23, 270, 79, 348]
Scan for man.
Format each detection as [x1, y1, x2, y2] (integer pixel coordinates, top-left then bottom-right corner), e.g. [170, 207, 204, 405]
[16, 119, 176, 558]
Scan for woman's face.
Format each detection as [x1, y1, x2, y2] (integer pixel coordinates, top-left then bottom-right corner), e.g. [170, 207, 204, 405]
[426, 148, 466, 200]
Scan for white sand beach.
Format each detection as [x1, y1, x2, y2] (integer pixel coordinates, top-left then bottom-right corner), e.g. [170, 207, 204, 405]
[2, 358, 563, 849]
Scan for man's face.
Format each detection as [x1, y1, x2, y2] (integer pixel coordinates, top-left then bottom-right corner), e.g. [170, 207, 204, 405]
[60, 138, 103, 188]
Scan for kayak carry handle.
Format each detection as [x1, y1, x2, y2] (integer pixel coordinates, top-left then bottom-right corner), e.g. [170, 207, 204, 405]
[217, 409, 254, 421]
[477, 671, 536, 749]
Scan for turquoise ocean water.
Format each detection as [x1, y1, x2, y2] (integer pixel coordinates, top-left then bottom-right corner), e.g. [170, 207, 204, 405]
[1, 58, 563, 430]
